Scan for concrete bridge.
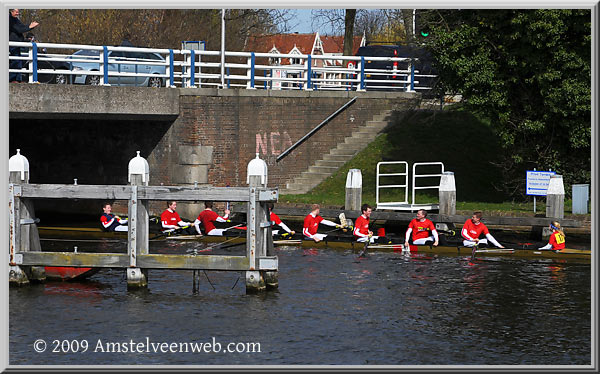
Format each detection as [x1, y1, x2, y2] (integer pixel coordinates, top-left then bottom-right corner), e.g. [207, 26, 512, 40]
[9, 84, 420, 218]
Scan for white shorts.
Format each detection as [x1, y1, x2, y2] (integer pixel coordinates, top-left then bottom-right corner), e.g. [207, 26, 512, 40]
[412, 236, 435, 245]
[306, 233, 327, 241]
[114, 225, 128, 232]
[357, 236, 379, 243]
[463, 239, 488, 247]
[207, 228, 228, 236]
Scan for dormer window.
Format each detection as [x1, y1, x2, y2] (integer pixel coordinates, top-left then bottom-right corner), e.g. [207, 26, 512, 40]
[289, 46, 303, 65]
[269, 46, 281, 65]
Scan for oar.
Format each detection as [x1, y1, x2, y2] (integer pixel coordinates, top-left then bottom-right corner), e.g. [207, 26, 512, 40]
[149, 224, 195, 240]
[358, 235, 371, 258]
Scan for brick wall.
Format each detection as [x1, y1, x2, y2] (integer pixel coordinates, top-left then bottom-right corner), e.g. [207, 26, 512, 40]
[158, 89, 420, 191]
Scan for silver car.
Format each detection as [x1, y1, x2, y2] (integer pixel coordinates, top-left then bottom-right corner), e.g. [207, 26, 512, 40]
[70, 49, 166, 87]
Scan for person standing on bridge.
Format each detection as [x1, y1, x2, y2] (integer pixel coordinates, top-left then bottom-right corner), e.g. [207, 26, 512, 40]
[267, 203, 295, 237]
[404, 209, 439, 247]
[193, 201, 231, 236]
[538, 221, 566, 252]
[161, 201, 194, 234]
[303, 204, 342, 243]
[461, 211, 504, 248]
[9, 9, 39, 82]
[100, 203, 128, 232]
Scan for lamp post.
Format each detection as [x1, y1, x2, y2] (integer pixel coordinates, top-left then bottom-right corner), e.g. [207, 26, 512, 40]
[221, 9, 226, 88]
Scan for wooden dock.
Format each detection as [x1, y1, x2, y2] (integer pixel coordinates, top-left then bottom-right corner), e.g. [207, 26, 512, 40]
[8, 151, 279, 292]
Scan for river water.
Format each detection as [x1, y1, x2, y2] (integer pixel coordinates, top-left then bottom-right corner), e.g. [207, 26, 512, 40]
[9, 240, 592, 366]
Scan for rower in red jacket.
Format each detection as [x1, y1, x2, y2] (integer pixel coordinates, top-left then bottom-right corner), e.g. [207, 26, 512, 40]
[303, 204, 341, 242]
[100, 203, 128, 232]
[538, 220, 566, 252]
[353, 203, 378, 243]
[404, 209, 439, 247]
[461, 211, 504, 248]
[267, 203, 295, 236]
[194, 201, 231, 236]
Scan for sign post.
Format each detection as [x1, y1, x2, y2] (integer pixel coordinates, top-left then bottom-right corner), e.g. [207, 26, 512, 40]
[526, 168, 555, 213]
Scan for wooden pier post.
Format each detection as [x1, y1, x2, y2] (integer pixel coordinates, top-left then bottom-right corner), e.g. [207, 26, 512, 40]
[345, 169, 362, 211]
[439, 171, 456, 216]
[546, 175, 565, 219]
[8, 150, 45, 285]
[126, 152, 150, 289]
[246, 154, 273, 292]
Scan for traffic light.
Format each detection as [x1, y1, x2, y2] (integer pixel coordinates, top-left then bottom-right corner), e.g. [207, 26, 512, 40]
[414, 10, 430, 39]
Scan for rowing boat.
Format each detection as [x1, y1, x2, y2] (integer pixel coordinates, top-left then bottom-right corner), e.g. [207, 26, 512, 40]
[38, 226, 590, 262]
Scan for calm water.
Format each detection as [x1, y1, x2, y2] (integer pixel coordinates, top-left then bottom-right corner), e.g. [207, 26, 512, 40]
[9, 240, 592, 366]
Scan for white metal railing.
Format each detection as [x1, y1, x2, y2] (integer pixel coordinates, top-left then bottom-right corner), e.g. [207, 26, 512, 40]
[376, 161, 409, 207]
[8, 41, 437, 92]
[376, 161, 445, 211]
[411, 162, 445, 206]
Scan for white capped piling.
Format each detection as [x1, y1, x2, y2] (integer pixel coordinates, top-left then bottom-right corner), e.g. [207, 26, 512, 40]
[438, 171, 456, 216]
[127, 151, 150, 288]
[246, 154, 269, 292]
[345, 169, 362, 211]
[546, 175, 565, 219]
[9, 149, 44, 285]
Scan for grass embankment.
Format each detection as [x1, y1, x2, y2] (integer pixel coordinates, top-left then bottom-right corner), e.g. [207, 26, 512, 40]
[279, 107, 582, 216]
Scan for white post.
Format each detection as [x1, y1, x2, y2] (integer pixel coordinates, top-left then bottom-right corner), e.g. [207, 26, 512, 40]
[221, 9, 226, 89]
[127, 151, 150, 288]
[438, 171, 456, 216]
[345, 169, 362, 211]
[546, 174, 565, 219]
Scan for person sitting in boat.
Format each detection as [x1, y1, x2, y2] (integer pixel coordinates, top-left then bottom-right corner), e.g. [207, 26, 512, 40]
[266, 203, 295, 237]
[303, 204, 342, 243]
[404, 209, 439, 247]
[461, 211, 504, 248]
[161, 201, 194, 234]
[193, 201, 231, 236]
[538, 221, 566, 252]
[353, 203, 379, 244]
[100, 203, 128, 232]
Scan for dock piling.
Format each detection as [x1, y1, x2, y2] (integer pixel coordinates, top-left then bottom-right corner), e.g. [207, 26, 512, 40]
[439, 171, 456, 216]
[127, 152, 150, 289]
[9, 150, 45, 285]
[546, 175, 565, 219]
[345, 169, 362, 211]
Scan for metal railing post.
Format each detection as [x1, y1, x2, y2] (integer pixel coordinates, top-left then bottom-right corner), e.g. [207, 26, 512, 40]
[409, 60, 415, 92]
[31, 42, 38, 83]
[190, 50, 195, 87]
[169, 49, 175, 87]
[250, 52, 255, 89]
[102, 46, 109, 85]
[359, 56, 366, 91]
[306, 55, 312, 90]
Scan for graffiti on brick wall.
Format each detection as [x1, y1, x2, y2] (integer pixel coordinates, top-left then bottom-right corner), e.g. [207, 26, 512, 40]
[256, 132, 294, 156]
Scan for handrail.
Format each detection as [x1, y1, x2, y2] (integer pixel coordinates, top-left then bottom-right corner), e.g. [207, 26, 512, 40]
[411, 162, 445, 206]
[9, 41, 436, 91]
[276, 97, 357, 162]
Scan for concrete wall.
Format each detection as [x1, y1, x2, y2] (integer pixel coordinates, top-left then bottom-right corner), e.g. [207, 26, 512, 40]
[9, 85, 419, 218]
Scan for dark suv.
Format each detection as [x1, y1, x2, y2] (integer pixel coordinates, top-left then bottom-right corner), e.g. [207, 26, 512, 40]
[355, 44, 437, 93]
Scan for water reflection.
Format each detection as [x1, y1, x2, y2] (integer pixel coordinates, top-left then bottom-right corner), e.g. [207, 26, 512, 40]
[9, 243, 591, 366]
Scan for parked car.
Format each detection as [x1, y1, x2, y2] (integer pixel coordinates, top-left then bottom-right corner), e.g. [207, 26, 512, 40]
[24, 34, 71, 84]
[354, 44, 437, 93]
[69, 48, 166, 87]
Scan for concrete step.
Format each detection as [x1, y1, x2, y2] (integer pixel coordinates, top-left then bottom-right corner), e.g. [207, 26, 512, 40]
[308, 165, 339, 174]
[322, 154, 354, 162]
[329, 148, 360, 156]
[372, 111, 394, 122]
[343, 137, 373, 146]
[314, 159, 347, 168]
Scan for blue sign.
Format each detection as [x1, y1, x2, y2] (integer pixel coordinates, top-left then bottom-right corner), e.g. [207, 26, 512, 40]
[526, 170, 556, 196]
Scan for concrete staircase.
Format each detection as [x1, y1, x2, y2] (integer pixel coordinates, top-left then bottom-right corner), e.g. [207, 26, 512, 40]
[281, 109, 395, 195]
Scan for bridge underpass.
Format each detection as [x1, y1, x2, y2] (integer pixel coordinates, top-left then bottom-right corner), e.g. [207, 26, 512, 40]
[9, 84, 420, 219]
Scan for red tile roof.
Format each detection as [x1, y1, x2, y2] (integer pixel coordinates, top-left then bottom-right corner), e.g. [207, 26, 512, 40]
[246, 33, 363, 56]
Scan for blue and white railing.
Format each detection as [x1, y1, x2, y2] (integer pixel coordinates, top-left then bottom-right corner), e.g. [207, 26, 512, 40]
[8, 41, 437, 92]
